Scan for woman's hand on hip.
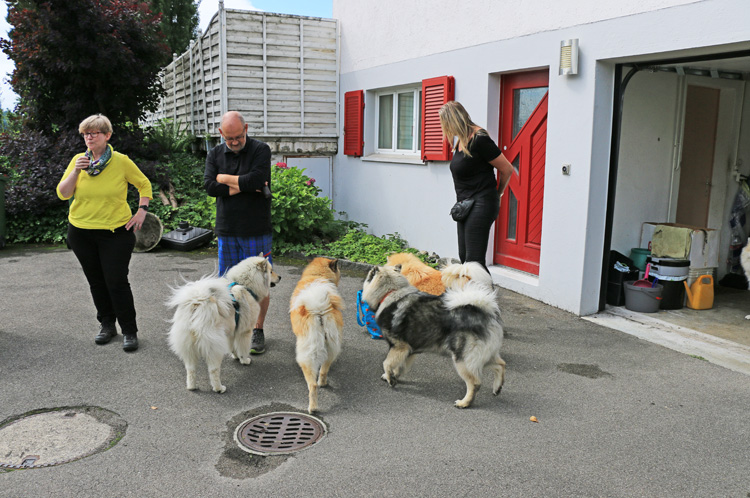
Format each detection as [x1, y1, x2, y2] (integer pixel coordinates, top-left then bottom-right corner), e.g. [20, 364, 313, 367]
[126, 208, 148, 231]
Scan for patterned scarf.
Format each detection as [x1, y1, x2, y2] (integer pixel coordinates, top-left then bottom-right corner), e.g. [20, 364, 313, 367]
[86, 144, 113, 176]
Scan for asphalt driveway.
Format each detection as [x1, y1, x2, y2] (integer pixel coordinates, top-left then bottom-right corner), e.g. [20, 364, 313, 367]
[1, 246, 749, 497]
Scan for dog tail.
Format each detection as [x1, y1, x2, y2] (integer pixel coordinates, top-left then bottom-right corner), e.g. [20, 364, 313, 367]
[290, 280, 344, 365]
[167, 279, 234, 358]
[443, 281, 501, 317]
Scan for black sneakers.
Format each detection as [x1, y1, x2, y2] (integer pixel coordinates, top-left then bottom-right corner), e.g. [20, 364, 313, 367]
[95, 323, 117, 345]
[123, 334, 139, 352]
[250, 328, 265, 354]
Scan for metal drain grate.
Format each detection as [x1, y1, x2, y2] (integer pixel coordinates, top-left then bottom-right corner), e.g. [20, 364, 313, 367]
[234, 412, 326, 456]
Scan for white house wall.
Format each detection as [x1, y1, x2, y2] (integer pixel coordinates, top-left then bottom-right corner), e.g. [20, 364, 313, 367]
[334, 0, 701, 74]
[333, 0, 750, 315]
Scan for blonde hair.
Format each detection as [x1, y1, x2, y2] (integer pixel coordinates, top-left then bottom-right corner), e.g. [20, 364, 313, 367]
[78, 114, 113, 135]
[439, 101, 479, 158]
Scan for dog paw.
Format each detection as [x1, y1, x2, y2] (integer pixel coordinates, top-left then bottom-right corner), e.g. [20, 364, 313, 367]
[493, 387, 502, 396]
[380, 373, 397, 387]
[745, 314, 750, 320]
[186, 384, 197, 391]
[454, 400, 471, 409]
[238, 357, 252, 365]
[213, 385, 227, 393]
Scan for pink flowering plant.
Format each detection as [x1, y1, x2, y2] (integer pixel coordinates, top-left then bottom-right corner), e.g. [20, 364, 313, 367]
[270, 162, 344, 252]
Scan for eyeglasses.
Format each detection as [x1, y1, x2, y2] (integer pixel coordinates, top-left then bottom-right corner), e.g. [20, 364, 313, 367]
[81, 132, 103, 138]
[223, 133, 246, 143]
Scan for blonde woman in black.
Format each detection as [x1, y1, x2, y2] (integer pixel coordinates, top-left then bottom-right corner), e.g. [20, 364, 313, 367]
[439, 101, 514, 273]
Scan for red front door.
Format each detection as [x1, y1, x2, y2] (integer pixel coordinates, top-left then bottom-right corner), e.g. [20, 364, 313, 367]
[494, 70, 549, 275]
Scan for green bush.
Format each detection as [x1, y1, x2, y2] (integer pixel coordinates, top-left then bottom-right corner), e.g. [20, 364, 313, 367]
[135, 152, 216, 234]
[271, 162, 350, 254]
[324, 228, 416, 265]
[7, 207, 68, 244]
[144, 119, 197, 157]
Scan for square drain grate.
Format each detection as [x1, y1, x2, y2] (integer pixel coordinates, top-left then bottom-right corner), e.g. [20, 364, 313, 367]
[233, 412, 326, 456]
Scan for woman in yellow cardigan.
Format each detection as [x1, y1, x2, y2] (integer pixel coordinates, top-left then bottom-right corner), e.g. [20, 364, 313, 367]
[57, 114, 152, 352]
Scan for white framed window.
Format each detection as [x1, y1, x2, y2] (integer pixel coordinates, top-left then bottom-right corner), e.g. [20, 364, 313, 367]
[375, 86, 422, 156]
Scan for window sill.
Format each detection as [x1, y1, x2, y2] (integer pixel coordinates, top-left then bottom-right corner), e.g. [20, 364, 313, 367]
[361, 153, 426, 165]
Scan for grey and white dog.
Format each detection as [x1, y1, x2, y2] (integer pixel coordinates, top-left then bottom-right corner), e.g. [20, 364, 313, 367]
[362, 264, 506, 408]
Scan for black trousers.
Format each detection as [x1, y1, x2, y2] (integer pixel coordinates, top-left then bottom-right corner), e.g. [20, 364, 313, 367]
[456, 189, 500, 273]
[67, 224, 138, 335]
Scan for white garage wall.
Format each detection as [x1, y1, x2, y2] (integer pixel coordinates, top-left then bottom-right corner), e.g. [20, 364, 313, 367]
[611, 71, 680, 257]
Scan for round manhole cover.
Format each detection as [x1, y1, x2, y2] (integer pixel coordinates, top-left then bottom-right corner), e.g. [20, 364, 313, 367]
[0, 407, 126, 469]
[234, 412, 326, 456]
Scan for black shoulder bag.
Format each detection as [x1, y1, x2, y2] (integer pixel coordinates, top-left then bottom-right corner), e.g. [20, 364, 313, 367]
[449, 130, 496, 222]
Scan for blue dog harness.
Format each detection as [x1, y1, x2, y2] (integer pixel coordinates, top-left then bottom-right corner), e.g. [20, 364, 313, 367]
[356, 290, 382, 340]
[228, 282, 259, 326]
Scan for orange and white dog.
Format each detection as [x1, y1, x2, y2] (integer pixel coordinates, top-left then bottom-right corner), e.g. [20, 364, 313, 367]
[386, 252, 445, 295]
[289, 257, 344, 413]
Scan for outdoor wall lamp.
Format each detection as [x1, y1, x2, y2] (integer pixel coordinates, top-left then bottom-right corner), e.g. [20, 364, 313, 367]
[559, 39, 579, 75]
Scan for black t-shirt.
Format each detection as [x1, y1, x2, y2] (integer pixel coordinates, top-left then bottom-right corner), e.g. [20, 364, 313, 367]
[449, 130, 501, 201]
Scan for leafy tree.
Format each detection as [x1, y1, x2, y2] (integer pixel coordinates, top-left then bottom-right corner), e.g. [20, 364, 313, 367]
[0, 0, 170, 132]
[149, 0, 200, 57]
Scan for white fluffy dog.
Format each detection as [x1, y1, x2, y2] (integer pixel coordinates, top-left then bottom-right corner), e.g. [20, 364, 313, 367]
[167, 256, 280, 393]
[441, 262, 494, 291]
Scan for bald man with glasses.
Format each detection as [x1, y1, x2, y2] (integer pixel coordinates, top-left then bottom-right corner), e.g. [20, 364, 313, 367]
[204, 111, 273, 354]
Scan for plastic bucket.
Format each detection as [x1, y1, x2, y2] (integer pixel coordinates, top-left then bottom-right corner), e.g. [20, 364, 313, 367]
[624, 281, 663, 313]
[629, 248, 650, 272]
[645, 257, 689, 309]
[646, 256, 689, 278]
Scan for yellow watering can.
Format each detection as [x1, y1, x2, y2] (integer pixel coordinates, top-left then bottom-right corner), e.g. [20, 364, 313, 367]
[683, 275, 714, 310]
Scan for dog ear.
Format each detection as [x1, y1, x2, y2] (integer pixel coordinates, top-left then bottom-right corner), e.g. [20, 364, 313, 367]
[329, 258, 339, 272]
[394, 264, 402, 273]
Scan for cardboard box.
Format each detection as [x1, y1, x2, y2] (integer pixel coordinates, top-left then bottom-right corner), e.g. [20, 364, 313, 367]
[640, 222, 720, 268]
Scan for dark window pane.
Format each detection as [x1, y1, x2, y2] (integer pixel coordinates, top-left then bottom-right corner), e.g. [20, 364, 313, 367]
[507, 189, 517, 240]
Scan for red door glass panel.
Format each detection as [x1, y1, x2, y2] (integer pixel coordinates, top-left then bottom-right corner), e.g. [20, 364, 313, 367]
[494, 70, 549, 275]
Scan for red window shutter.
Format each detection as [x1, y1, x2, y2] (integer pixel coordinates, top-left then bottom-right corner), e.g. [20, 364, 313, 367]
[343, 90, 364, 156]
[420, 76, 455, 161]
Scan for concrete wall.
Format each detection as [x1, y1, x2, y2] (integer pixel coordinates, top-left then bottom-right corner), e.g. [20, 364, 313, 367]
[333, 0, 750, 315]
